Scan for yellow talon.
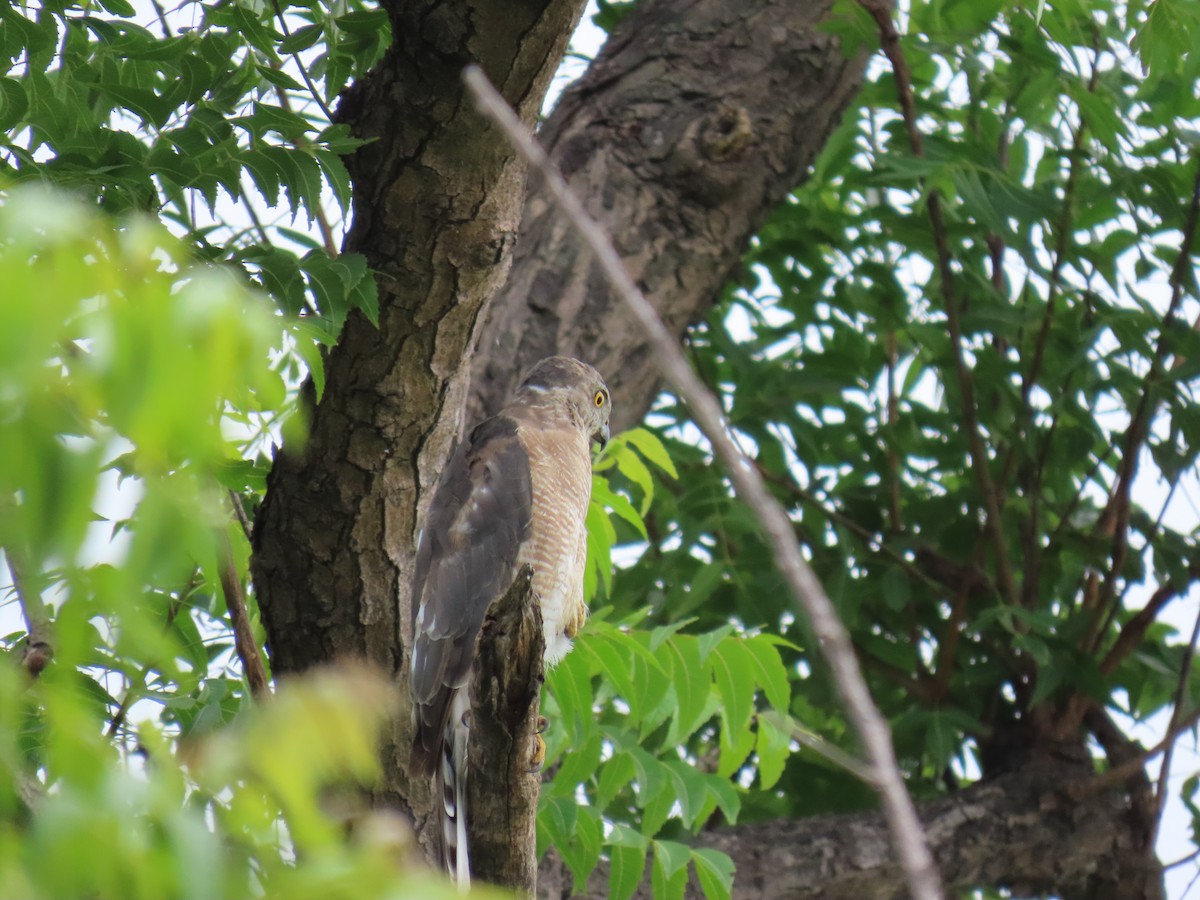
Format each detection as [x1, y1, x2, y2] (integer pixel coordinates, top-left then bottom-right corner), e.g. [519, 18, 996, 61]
[530, 732, 546, 772]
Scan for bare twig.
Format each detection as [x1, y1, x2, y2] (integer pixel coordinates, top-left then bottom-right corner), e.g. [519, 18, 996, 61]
[1097, 567, 1199, 677]
[268, 0, 334, 123]
[753, 459, 950, 597]
[4, 547, 52, 678]
[265, 0, 340, 256]
[1166, 846, 1200, 872]
[859, 0, 1017, 611]
[1151, 596, 1200, 844]
[228, 489, 254, 543]
[217, 528, 271, 700]
[884, 330, 902, 531]
[1073, 702, 1200, 798]
[464, 65, 944, 900]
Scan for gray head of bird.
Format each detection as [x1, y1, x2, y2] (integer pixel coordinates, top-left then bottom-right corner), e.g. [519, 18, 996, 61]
[515, 356, 612, 450]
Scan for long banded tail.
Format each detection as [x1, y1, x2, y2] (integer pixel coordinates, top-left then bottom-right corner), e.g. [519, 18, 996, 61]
[439, 690, 471, 891]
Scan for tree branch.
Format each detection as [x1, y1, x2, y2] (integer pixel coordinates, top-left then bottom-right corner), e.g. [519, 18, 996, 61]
[1073, 702, 1200, 799]
[1097, 566, 1200, 677]
[4, 546, 52, 678]
[466, 565, 544, 895]
[467, 0, 868, 431]
[218, 528, 270, 700]
[542, 756, 1162, 900]
[465, 64, 944, 900]
[1151, 594, 1200, 843]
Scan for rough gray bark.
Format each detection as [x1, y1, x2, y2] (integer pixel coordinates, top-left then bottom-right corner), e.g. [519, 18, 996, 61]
[539, 756, 1164, 900]
[467, 566, 545, 895]
[251, 0, 587, 841]
[469, 0, 867, 430]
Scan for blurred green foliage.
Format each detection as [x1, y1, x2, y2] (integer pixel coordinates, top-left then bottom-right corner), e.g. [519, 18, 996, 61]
[0, 186, 463, 899]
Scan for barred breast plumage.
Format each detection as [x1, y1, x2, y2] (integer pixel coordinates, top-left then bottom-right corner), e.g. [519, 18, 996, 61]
[518, 423, 592, 664]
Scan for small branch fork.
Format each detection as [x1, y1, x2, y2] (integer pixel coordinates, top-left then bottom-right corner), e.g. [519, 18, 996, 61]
[464, 66, 945, 900]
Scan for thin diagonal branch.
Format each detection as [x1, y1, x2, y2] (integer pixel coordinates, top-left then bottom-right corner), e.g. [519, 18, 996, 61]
[752, 459, 952, 597]
[1098, 566, 1200, 677]
[884, 330, 902, 531]
[269, 0, 334, 124]
[1151, 596, 1200, 845]
[464, 65, 944, 900]
[1072, 700, 1200, 799]
[931, 540, 987, 702]
[4, 547, 52, 678]
[859, 0, 1017, 611]
[228, 489, 254, 543]
[218, 528, 271, 700]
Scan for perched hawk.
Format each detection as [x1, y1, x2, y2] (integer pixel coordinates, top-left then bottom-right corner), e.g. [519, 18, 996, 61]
[409, 356, 612, 886]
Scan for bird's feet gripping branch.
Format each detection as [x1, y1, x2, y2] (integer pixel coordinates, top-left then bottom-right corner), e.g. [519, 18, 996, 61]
[408, 357, 611, 889]
[529, 715, 550, 773]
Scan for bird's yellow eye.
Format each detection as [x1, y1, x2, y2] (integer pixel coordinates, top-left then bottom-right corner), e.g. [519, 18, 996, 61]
[594, 391, 606, 407]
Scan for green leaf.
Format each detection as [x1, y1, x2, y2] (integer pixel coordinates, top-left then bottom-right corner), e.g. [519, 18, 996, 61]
[596, 749, 637, 809]
[607, 825, 650, 900]
[592, 476, 648, 540]
[742, 634, 791, 711]
[716, 717, 756, 779]
[652, 840, 692, 900]
[691, 848, 735, 900]
[707, 637, 758, 737]
[609, 842, 648, 900]
[665, 635, 710, 742]
[0, 77, 29, 131]
[98, 0, 136, 17]
[755, 713, 790, 789]
[880, 568, 911, 612]
[622, 427, 679, 478]
[585, 499, 615, 599]
[545, 648, 594, 748]
[278, 22, 324, 54]
[611, 442, 656, 514]
[576, 632, 637, 702]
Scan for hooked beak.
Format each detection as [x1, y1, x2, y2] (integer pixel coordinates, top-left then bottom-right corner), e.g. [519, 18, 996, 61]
[594, 422, 610, 451]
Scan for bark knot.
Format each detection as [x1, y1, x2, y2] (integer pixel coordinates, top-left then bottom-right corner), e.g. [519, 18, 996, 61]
[698, 104, 753, 162]
[664, 103, 756, 207]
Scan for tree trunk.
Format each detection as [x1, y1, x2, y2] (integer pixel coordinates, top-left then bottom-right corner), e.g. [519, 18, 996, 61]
[469, 0, 867, 430]
[251, 0, 587, 841]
